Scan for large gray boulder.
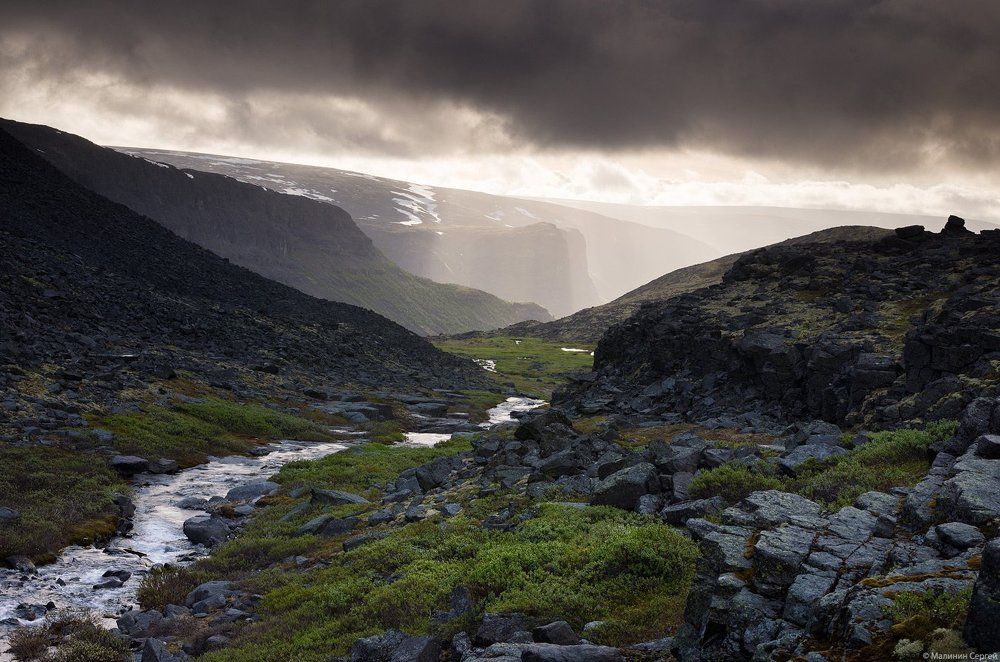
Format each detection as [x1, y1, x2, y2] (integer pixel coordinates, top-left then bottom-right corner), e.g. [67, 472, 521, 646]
[936, 445, 1000, 525]
[349, 629, 440, 662]
[532, 620, 578, 645]
[0, 506, 20, 527]
[726, 491, 823, 528]
[226, 480, 279, 502]
[753, 526, 815, 597]
[184, 580, 235, 607]
[778, 444, 848, 476]
[935, 522, 985, 551]
[182, 515, 231, 547]
[141, 638, 188, 662]
[475, 613, 527, 646]
[294, 514, 358, 537]
[310, 488, 370, 506]
[521, 643, 624, 662]
[110, 454, 149, 475]
[118, 609, 164, 637]
[147, 458, 180, 474]
[590, 463, 661, 510]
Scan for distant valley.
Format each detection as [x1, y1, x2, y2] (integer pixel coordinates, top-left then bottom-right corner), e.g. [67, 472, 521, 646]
[2, 120, 548, 336]
[121, 149, 720, 309]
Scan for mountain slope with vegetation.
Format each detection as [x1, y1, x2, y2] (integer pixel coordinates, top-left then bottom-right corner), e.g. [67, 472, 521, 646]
[0, 123, 488, 561]
[7, 183, 998, 660]
[497, 226, 894, 343]
[2, 120, 549, 335]
[557, 218, 999, 428]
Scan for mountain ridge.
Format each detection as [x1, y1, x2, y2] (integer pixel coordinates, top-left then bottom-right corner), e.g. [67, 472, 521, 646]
[0, 124, 484, 389]
[481, 226, 895, 343]
[1, 119, 549, 336]
[116, 148, 719, 307]
[556, 218, 1000, 429]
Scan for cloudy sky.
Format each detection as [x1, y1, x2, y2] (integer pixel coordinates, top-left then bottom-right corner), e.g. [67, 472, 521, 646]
[2, 0, 999, 218]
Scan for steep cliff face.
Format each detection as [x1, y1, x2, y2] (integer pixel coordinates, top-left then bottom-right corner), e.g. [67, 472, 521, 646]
[557, 220, 1000, 428]
[1, 120, 550, 335]
[116, 149, 719, 315]
[366, 222, 594, 318]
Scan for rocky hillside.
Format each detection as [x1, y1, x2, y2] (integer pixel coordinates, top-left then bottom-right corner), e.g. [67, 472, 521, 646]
[119, 148, 718, 311]
[498, 226, 893, 343]
[557, 218, 1000, 428]
[1, 120, 549, 335]
[0, 124, 487, 406]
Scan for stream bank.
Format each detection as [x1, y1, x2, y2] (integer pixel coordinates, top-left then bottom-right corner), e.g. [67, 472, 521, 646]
[0, 396, 544, 659]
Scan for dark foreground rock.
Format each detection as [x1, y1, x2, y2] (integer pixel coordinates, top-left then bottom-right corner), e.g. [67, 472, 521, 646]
[966, 538, 1000, 653]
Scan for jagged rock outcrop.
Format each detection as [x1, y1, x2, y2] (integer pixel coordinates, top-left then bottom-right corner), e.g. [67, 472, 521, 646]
[557, 219, 1000, 428]
[673, 398, 1000, 659]
[966, 538, 1000, 653]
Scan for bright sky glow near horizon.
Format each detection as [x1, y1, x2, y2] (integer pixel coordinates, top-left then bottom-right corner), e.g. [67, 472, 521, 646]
[2, 1, 1000, 220]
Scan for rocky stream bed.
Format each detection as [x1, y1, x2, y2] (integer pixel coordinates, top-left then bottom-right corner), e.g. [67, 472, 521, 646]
[0, 397, 544, 659]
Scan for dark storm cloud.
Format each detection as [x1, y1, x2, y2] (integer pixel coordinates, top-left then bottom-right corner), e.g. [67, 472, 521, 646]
[2, 0, 1000, 169]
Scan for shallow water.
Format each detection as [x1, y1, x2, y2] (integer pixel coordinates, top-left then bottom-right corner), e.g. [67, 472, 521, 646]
[0, 396, 545, 651]
[0, 439, 347, 640]
[401, 396, 545, 446]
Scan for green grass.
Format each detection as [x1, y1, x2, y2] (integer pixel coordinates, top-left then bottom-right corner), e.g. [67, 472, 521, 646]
[361, 420, 406, 445]
[889, 588, 971, 629]
[856, 588, 974, 660]
[97, 398, 330, 466]
[433, 335, 594, 397]
[274, 438, 472, 497]
[10, 616, 130, 662]
[689, 463, 784, 504]
[790, 420, 956, 509]
[144, 435, 698, 661]
[687, 420, 957, 509]
[2, 398, 333, 561]
[0, 446, 126, 559]
[199, 505, 697, 661]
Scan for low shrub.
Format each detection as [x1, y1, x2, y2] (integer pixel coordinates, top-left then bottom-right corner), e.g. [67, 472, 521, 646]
[199, 504, 699, 661]
[791, 420, 957, 509]
[363, 420, 405, 445]
[8, 627, 48, 661]
[889, 588, 971, 629]
[15, 617, 130, 662]
[137, 564, 205, 611]
[688, 462, 784, 504]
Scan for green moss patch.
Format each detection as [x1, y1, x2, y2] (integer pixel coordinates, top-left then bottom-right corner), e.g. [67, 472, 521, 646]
[200, 505, 697, 661]
[0, 446, 126, 559]
[97, 397, 330, 466]
[274, 438, 472, 497]
[687, 420, 957, 509]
